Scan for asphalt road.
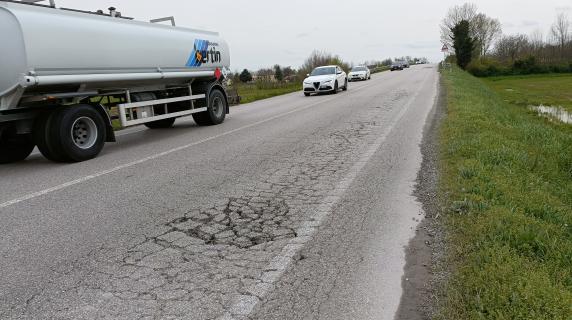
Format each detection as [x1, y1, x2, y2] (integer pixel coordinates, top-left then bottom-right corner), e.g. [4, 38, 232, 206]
[0, 65, 439, 320]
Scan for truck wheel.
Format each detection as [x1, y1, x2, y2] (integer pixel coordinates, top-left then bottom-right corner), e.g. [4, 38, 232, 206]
[193, 89, 227, 126]
[0, 130, 35, 164]
[144, 118, 176, 129]
[34, 112, 68, 162]
[47, 105, 107, 162]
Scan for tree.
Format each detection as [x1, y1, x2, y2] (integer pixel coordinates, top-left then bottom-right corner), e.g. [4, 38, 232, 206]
[282, 66, 296, 78]
[441, 3, 502, 60]
[452, 20, 475, 69]
[274, 65, 284, 82]
[494, 34, 529, 63]
[551, 13, 570, 57]
[440, 3, 478, 47]
[239, 69, 252, 83]
[529, 29, 544, 50]
[472, 13, 502, 58]
[300, 51, 351, 75]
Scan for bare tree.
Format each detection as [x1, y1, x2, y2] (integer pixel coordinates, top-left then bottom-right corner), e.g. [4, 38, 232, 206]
[529, 29, 544, 49]
[300, 51, 350, 74]
[495, 34, 529, 63]
[472, 13, 502, 58]
[256, 68, 274, 77]
[550, 13, 570, 57]
[440, 3, 478, 47]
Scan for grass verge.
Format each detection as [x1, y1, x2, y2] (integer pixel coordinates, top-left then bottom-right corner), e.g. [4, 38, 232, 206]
[232, 82, 301, 104]
[437, 68, 572, 319]
[483, 73, 572, 112]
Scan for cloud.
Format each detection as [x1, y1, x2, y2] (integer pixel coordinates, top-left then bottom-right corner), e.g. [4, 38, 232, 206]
[520, 20, 538, 27]
[364, 43, 386, 48]
[403, 42, 438, 50]
[502, 22, 516, 29]
[282, 49, 297, 56]
[556, 6, 571, 13]
[296, 33, 309, 38]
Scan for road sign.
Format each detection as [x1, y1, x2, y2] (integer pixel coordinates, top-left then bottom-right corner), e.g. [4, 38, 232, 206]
[441, 44, 449, 53]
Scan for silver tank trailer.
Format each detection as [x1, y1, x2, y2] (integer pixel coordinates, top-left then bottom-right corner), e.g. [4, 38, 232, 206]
[0, 1, 230, 104]
[0, 1, 232, 164]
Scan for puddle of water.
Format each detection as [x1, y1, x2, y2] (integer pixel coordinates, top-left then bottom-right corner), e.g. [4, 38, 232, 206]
[529, 105, 572, 124]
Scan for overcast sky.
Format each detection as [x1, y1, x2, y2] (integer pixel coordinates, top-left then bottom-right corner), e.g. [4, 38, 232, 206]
[57, 0, 571, 71]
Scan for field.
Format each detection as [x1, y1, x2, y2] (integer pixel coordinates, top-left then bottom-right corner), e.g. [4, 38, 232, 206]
[483, 73, 572, 112]
[232, 82, 301, 104]
[437, 68, 572, 319]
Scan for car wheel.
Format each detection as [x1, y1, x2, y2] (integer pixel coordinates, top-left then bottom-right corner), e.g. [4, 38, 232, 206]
[304, 92, 311, 97]
[332, 81, 338, 94]
[342, 79, 348, 91]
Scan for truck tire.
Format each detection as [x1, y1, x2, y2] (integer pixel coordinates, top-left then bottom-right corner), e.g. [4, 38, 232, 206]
[34, 111, 68, 162]
[144, 118, 176, 129]
[193, 89, 227, 126]
[47, 105, 107, 162]
[0, 130, 35, 164]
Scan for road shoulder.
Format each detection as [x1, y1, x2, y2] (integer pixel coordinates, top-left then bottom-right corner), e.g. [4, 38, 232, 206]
[395, 74, 448, 320]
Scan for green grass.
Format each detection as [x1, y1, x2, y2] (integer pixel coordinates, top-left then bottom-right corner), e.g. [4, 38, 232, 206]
[232, 82, 301, 104]
[437, 68, 572, 319]
[483, 73, 572, 112]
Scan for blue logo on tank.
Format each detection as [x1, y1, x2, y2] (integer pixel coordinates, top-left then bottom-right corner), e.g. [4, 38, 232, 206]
[186, 39, 221, 67]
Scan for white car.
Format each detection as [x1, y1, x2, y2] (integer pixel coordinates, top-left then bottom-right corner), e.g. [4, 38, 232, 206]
[303, 65, 348, 96]
[348, 66, 371, 81]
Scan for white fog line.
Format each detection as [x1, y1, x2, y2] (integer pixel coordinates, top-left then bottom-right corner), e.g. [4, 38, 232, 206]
[219, 71, 436, 320]
[0, 82, 380, 210]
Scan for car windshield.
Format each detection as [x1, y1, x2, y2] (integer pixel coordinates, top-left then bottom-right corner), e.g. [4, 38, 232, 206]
[352, 67, 367, 72]
[310, 67, 336, 76]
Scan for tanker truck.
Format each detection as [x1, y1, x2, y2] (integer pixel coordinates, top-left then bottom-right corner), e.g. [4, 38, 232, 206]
[0, 0, 231, 163]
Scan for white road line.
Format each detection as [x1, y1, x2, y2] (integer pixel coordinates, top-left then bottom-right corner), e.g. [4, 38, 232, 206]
[219, 70, 437, 319]
[0, 81, 381, 210]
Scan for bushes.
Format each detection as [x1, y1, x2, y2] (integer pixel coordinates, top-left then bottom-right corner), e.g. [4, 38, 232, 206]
[371, 65, 390, 74]
[467, 59, 507, 77]
[467, 56, 572, 77]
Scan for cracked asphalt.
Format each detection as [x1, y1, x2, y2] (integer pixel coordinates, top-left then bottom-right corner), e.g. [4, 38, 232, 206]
[0, 65, 439, 320]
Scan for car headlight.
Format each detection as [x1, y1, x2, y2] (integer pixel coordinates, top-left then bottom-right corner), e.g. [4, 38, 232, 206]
[303, 81, 311, 84]
[323, 80, 332, 84]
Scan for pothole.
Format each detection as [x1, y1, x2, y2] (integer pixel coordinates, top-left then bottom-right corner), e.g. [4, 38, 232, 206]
[162, 198, 296, 249]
